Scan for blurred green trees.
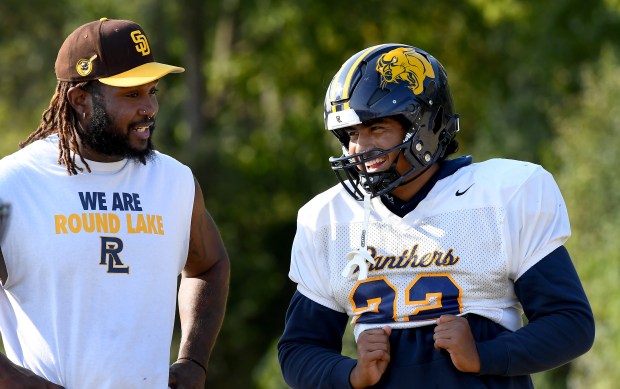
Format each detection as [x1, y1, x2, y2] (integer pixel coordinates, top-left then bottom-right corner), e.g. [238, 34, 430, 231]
[1, 1, 619, 388]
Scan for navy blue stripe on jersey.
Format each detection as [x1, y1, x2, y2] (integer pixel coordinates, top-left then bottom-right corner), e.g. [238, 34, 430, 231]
[277, 246, 593, 388]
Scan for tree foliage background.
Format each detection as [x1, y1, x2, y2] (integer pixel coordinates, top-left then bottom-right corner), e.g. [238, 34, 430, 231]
[1, 1, 619, 388]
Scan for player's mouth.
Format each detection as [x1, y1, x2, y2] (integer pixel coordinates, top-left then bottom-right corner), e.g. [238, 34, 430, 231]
[364, 156, 388, 172]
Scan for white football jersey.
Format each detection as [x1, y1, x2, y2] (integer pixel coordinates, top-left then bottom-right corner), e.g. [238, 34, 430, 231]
[289, 159, 570, 339]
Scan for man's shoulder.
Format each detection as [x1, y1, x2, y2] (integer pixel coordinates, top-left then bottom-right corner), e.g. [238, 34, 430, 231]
[297, 183, 359, 223]
[461, 158, 549, 189]
[149, 150, 192, 173]
[151, 150, 183, 164]
[470, 158, 542, 176]
[301, 183, 352, 208]
[0, 136, 57, 175]
[428, 158, 553, 210]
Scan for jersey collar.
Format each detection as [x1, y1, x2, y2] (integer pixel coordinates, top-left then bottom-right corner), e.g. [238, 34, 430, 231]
[381, 155, 473, 217]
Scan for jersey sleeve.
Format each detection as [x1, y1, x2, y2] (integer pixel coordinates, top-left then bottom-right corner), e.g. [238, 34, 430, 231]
[504, 166, 571, 280]
[289, 217, 345, 313]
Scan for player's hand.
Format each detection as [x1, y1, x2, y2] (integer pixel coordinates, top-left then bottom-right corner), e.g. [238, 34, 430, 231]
[433, 314, 480, 372]
[168, 360, 206, 389]
[349, 326, 392, 389]
[0, 362, 65, 389]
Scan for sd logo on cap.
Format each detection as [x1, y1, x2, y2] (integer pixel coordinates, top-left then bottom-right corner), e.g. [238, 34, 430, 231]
[55, 17, 184, 87]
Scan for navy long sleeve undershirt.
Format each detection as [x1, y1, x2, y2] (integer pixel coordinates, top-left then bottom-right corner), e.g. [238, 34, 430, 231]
[477, 245, 594, 376]
[277, 246, 594, 389]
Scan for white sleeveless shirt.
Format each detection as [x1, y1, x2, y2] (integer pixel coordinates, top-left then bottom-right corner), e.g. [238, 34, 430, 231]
[0, 135, 194, 388]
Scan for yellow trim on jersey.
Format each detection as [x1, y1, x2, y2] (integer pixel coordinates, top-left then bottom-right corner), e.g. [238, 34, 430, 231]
[349, 276, 398, 324]
[404, 273, 463, 319]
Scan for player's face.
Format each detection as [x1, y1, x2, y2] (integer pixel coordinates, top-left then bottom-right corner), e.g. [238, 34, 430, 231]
[346, 117, 410, 174]
[78, 81, 159, 163]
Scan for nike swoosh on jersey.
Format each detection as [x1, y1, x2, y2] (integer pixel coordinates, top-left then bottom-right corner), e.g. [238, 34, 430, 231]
[455, 183, 474, 196]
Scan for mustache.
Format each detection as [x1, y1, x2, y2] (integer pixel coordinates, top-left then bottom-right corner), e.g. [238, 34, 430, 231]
[131, 117, 155, 127]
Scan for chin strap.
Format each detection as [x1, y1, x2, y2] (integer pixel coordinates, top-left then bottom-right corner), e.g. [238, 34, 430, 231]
[341, 192, 376, 281]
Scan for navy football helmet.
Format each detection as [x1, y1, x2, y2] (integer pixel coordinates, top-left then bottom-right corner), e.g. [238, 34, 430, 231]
[324, 44, 459, 200]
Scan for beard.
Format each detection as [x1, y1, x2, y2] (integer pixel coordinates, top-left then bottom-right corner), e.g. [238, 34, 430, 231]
[78, 96, 156, 165]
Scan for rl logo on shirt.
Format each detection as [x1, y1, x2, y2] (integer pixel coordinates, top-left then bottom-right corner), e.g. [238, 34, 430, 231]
[53, 191, 167, 274]
[100, 237, 129, 273]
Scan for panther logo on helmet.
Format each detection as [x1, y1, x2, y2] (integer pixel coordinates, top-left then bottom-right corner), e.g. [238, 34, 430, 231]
[376, 47, 435, 95]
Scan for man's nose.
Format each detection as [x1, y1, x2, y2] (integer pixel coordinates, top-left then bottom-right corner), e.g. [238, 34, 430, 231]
[353, 132, 373, 153]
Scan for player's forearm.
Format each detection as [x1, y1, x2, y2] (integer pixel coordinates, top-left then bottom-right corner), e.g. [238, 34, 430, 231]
[176, 259, 230, 369]
[279, 341, 356, 389]
[478, 247, 594, 375]
[477, 308, 593, 375]
[278, 291, 356, 389]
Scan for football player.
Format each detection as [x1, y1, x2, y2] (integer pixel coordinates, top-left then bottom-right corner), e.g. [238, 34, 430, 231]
[278, 44, 594, 388]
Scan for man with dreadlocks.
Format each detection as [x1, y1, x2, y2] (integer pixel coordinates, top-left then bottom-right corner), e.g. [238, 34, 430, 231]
[0, 18, 230, 389]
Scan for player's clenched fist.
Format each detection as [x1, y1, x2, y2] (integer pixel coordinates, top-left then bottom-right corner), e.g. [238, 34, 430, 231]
[433, 314, 480, 373]
[349, 326, 392, 389]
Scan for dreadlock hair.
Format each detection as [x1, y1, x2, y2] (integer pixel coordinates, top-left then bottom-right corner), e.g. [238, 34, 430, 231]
[19, 80, 99, 176]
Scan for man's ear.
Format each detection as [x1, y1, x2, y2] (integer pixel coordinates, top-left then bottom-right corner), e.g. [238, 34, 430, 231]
[67, 86, 92, 118]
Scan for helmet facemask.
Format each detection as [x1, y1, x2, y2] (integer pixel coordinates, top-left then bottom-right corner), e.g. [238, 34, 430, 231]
[329, 111, 457, 201]
[330, 143, 407, 200]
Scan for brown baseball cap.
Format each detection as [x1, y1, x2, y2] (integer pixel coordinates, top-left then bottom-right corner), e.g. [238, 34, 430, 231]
[55, 18, 184, 87]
